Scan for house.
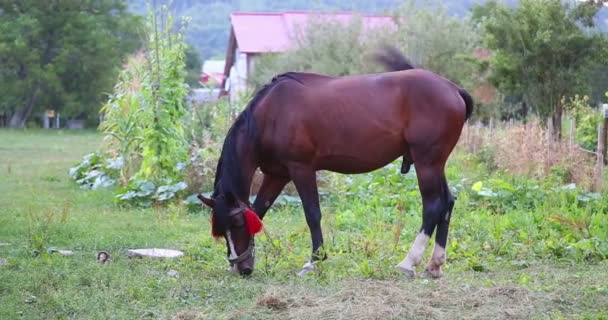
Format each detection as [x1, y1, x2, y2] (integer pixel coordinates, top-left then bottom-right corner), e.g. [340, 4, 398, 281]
[189, 60, 225, 106]
[221, 11, 395, 100]
[199, 59, 225, 88]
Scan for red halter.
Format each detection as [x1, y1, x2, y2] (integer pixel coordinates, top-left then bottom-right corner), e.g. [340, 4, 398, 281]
[211, 208, 263, 237]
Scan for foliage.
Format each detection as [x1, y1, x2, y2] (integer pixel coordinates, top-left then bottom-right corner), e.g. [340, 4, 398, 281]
[391, 1, 482, 89]
[98, 53, 147, 185]
[126, 0, 608, 62]
[68, 5, 197, 206]
[68, 153, 119, 190]
[472, 0, 608, 136]
[563, 94, 603, 150]
[135, 6, 189, 184]
[128, 0, 405, 60]
[250, 17, 393, 87]
[461, 120, 598, 190]
[3, 128, 608, 319]
[0, 0, 142, 127]
[184, 43, 203, 88]
[251, 3, 482, 90]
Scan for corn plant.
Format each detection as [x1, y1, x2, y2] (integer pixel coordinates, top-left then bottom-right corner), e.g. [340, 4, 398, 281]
[99, 53, 147, 185]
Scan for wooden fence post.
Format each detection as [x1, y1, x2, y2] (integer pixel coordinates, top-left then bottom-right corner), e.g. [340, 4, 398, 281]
[546, 116, 554, 172]
[569, 117, 575, 147]
[595, 123, 605, 191]
[602, 104, 608, 165]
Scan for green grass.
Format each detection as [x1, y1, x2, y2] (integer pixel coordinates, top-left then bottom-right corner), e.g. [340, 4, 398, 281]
[1, 129, 607, 320]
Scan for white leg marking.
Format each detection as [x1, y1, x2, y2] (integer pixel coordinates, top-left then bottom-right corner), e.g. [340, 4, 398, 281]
[430, 244, 446, 266]
[396, 232, 430, 277]
[226, 231, 237, 260]
[424, 244, 446, 278]
[297, 260, 315, 277]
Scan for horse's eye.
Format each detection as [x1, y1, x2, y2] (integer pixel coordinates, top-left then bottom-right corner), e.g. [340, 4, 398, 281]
[231, 213, 245, 227]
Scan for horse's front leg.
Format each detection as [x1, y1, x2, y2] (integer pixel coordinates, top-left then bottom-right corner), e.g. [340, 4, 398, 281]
[252, 173, 290, 219]
[288, 164, 325, 276]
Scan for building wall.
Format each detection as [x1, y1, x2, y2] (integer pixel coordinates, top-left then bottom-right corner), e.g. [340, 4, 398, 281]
[228, 48, 249, 102]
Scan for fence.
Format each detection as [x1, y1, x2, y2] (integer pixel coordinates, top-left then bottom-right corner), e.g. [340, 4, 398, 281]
[460, 110, 607, 192]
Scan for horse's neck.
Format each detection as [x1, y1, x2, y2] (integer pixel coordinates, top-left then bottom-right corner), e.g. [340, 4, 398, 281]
[240, 158, 257, 202]
[234, 143, 258, 202]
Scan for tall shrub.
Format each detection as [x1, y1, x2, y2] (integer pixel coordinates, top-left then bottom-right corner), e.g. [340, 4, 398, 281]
[71, 4, 192, 206]
[99, 52, 147, 185]
[137, 6, 189, 183]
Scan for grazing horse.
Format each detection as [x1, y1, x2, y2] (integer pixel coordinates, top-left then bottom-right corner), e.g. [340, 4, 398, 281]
[199, 46, 473, 277]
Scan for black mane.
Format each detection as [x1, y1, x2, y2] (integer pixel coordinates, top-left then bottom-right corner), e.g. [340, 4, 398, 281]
[211, 72, 302, 235]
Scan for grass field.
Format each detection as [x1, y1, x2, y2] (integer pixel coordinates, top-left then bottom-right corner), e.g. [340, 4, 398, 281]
[1, 129, 607, 320]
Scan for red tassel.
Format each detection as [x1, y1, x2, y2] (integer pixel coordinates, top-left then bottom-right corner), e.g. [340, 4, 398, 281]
[211, 215, 221, 237]
[244, 209, 263, 236]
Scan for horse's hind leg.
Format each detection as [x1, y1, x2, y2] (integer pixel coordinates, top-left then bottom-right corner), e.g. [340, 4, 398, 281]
[397, 163, 450, 278]
[424, 179, 454, 278]
[287, 163, 325, 276]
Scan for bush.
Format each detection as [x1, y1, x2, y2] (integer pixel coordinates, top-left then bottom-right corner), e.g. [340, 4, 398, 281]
[70, 6, 199, 207]
[98, 52, 147, 185]
[249, 15, 394, 87]
[563, 95, 602, 151]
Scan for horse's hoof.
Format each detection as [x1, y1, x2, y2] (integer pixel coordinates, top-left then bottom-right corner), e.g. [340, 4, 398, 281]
[396, 264, 416, 278]
[422, 266, 442, 279]
[297, 261, 315, 277]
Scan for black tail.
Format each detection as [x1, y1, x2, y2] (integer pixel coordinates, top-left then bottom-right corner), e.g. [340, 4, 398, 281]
[458, 88, 474, 120]
[373, 45, 416, 71]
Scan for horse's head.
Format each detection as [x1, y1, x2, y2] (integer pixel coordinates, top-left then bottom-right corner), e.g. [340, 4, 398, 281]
[199, 192, 263, 276]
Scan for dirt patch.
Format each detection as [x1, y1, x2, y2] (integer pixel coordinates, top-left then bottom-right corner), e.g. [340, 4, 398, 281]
[172, 310, 205, 320]
[257, 296, 289, 311]
[233, 276, 550, 320]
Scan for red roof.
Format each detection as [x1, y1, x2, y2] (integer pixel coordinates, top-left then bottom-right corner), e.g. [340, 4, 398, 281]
[230, 11, 396, 54]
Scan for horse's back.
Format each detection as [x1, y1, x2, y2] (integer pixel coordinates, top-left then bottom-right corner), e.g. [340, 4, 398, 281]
[254, 70, 467, 172]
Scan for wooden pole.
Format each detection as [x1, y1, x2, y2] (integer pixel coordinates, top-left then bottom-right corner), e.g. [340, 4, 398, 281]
[602, 104, 608, 165]
[546, 116, 554, 172]
[594, 123, 604, 191]
[569, 117, 574, 147]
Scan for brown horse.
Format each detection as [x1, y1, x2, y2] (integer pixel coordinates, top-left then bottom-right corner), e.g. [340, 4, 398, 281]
[199, 47, 473, 277]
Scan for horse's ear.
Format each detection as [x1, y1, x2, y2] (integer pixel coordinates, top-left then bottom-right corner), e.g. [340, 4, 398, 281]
[198, 194, 215, 208]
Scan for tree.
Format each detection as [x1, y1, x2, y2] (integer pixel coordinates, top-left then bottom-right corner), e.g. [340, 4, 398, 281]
[0, 0, 142, 128]
[391, 2, 482, 90]
[250, 2, 482, 104]
[250, 16, 395, 88]
[472, 0, 608, 138]
[184, 43, 202, 88]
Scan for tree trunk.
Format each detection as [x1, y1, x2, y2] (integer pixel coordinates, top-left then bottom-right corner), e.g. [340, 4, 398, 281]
[551, 102, 563, 140]
[9, 86, 40, 128]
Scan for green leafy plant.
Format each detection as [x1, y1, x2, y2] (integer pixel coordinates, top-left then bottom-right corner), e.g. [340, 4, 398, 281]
[136, 6, 189, 184]
[564, 95, 602, 150]
[99, 53, 147, 185]
[70, 5, 195, 206]
[69, 153, 119, 190]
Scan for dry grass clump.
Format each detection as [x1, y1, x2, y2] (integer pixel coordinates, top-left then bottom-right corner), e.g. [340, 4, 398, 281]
[172, 310, 206, 320]
[234, 279, 542, 320]
[460, 120, 597, 189]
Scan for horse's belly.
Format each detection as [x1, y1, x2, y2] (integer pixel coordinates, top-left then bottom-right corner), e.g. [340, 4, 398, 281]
[316, 147, 403, 174]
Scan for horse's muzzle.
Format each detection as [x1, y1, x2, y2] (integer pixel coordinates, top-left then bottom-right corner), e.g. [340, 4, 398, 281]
[239, 266, 253, 276]
[229, 238, 255, 276]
